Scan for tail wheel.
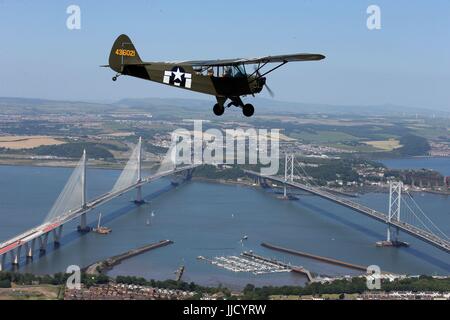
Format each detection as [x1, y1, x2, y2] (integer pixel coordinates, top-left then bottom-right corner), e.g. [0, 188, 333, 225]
[242, 104, 254, 117]
[213, 103, 225, 116]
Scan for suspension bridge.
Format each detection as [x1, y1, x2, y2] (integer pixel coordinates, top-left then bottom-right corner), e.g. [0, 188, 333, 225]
[0, 138, 197, 270]
[245, 154, 450, 254]
[1, 149, 448, 271]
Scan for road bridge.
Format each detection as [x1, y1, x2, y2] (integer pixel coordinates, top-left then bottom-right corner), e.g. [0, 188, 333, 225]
[0, 138, 197, 270]
[245, 155, 450, 254]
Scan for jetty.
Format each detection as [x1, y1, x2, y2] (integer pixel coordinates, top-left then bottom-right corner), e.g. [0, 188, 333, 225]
[261, 242, 368, 272]
[85, 240, 173, 275]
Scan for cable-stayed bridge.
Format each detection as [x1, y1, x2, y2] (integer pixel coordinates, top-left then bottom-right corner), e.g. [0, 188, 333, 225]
[1, 148, 448, 271]
[245, 154, 450, 254]
[0, 138, 197, 270]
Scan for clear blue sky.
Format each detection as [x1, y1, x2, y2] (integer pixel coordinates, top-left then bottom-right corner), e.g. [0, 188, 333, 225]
[0, 0, 449, 110]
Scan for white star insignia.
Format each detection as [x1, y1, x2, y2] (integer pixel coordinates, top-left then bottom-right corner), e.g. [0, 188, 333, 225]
[172, 68, 184, 81]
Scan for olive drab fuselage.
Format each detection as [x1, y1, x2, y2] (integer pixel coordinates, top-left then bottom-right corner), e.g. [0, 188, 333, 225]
[120, 63, 265, 98]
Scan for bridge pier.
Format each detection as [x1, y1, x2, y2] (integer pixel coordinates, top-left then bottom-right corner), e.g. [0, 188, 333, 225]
[386, 225, 400, 244]
[78, 213, 91, 232]
[261, 178, 270, 188]
[39, 232, 49, 253]
[10, 246, 22, 266]
[53, 225, 63, 246]
[0, 254, 5, 271]
[134, 185, 145, 205]
[24, 239, 36, 259]
[185, 168, 194, 181]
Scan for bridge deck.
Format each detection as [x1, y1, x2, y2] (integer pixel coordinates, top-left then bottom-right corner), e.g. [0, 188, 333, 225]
[245, 170, 450, 253]
[0, 165, 197, 256]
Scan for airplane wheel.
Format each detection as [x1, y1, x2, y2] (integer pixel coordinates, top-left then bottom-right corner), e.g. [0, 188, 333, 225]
[213, 103, 225, 116]
[242, 104, 254, 117]
[112, 76, 117, 81]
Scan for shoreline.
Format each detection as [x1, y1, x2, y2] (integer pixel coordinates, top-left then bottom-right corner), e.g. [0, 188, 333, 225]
[0, 159, 160, 171]
[192, 177, 450, 197]
[1, 161, 448, 196]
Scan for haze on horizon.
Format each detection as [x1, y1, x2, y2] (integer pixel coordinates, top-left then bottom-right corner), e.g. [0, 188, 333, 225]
[0, 0, 449, 112]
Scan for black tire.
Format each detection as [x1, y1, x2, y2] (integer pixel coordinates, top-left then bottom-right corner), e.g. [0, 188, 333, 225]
[213, 103, 225, 116]
[242, 103, 254, 117]
[112, 76, 117, 81]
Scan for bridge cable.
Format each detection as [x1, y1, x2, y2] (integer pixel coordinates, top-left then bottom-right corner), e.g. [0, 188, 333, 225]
[400, 197, 436, 236]
[293, 158, 321, 188]
[43, 155, 85, 223]
[405, 190, 450, 241]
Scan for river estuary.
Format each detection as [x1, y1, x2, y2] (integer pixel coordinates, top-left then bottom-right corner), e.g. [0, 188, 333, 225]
[0, 157, 449, 290]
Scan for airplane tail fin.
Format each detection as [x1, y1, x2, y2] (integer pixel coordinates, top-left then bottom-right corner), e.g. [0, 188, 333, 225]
[109, 34, 142, 73]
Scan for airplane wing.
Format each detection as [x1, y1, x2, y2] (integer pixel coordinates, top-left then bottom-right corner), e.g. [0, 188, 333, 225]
[178, 53, 325, 67]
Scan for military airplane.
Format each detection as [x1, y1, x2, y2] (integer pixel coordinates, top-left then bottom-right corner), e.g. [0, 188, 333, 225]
[105, 34, 325, 117]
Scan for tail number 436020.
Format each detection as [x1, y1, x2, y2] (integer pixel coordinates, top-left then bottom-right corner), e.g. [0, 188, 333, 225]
[115, 49, 136, 57]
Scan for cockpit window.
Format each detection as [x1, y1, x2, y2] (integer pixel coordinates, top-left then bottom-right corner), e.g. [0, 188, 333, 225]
[234, 65, 246, 77]
[220, 65, 246, 77]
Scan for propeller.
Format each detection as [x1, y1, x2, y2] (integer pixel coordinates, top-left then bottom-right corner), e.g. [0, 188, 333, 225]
[264, 82, 275, 98]
[254, 66, 275, 97]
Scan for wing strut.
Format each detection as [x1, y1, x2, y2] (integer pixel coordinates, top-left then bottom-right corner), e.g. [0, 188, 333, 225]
[248, 61, 288, 85]
[258, 61, 288, 78]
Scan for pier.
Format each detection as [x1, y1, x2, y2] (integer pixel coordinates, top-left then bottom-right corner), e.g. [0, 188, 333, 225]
[261, 242, 368, 272]
[85, 240, 173, 275]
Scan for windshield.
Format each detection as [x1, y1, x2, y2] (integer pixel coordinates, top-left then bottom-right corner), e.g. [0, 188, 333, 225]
[220, 65, 246, 77]
[232, 65, 246, 77]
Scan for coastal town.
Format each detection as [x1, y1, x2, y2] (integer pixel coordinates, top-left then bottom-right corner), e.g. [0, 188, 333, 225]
[64, 283, 197, 300]
[0, 98, 449, 302]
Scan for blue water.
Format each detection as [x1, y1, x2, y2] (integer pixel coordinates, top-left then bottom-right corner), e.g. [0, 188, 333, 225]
[381, 157, 450, 176]
[0, 164, 450, 290]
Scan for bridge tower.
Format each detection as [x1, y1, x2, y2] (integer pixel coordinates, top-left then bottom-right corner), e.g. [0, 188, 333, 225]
[377, 181, 408, 248]
[387, 181, 402, 243]
[283, 154, 294, 198]
[135, 137, 145, 204]
[78, 149, 90, 232]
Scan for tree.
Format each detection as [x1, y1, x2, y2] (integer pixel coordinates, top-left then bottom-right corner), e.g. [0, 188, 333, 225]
[0, 279, 11, 288]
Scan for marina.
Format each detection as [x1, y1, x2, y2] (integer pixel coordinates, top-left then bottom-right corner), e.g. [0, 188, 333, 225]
[198, 251, 312, 281]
